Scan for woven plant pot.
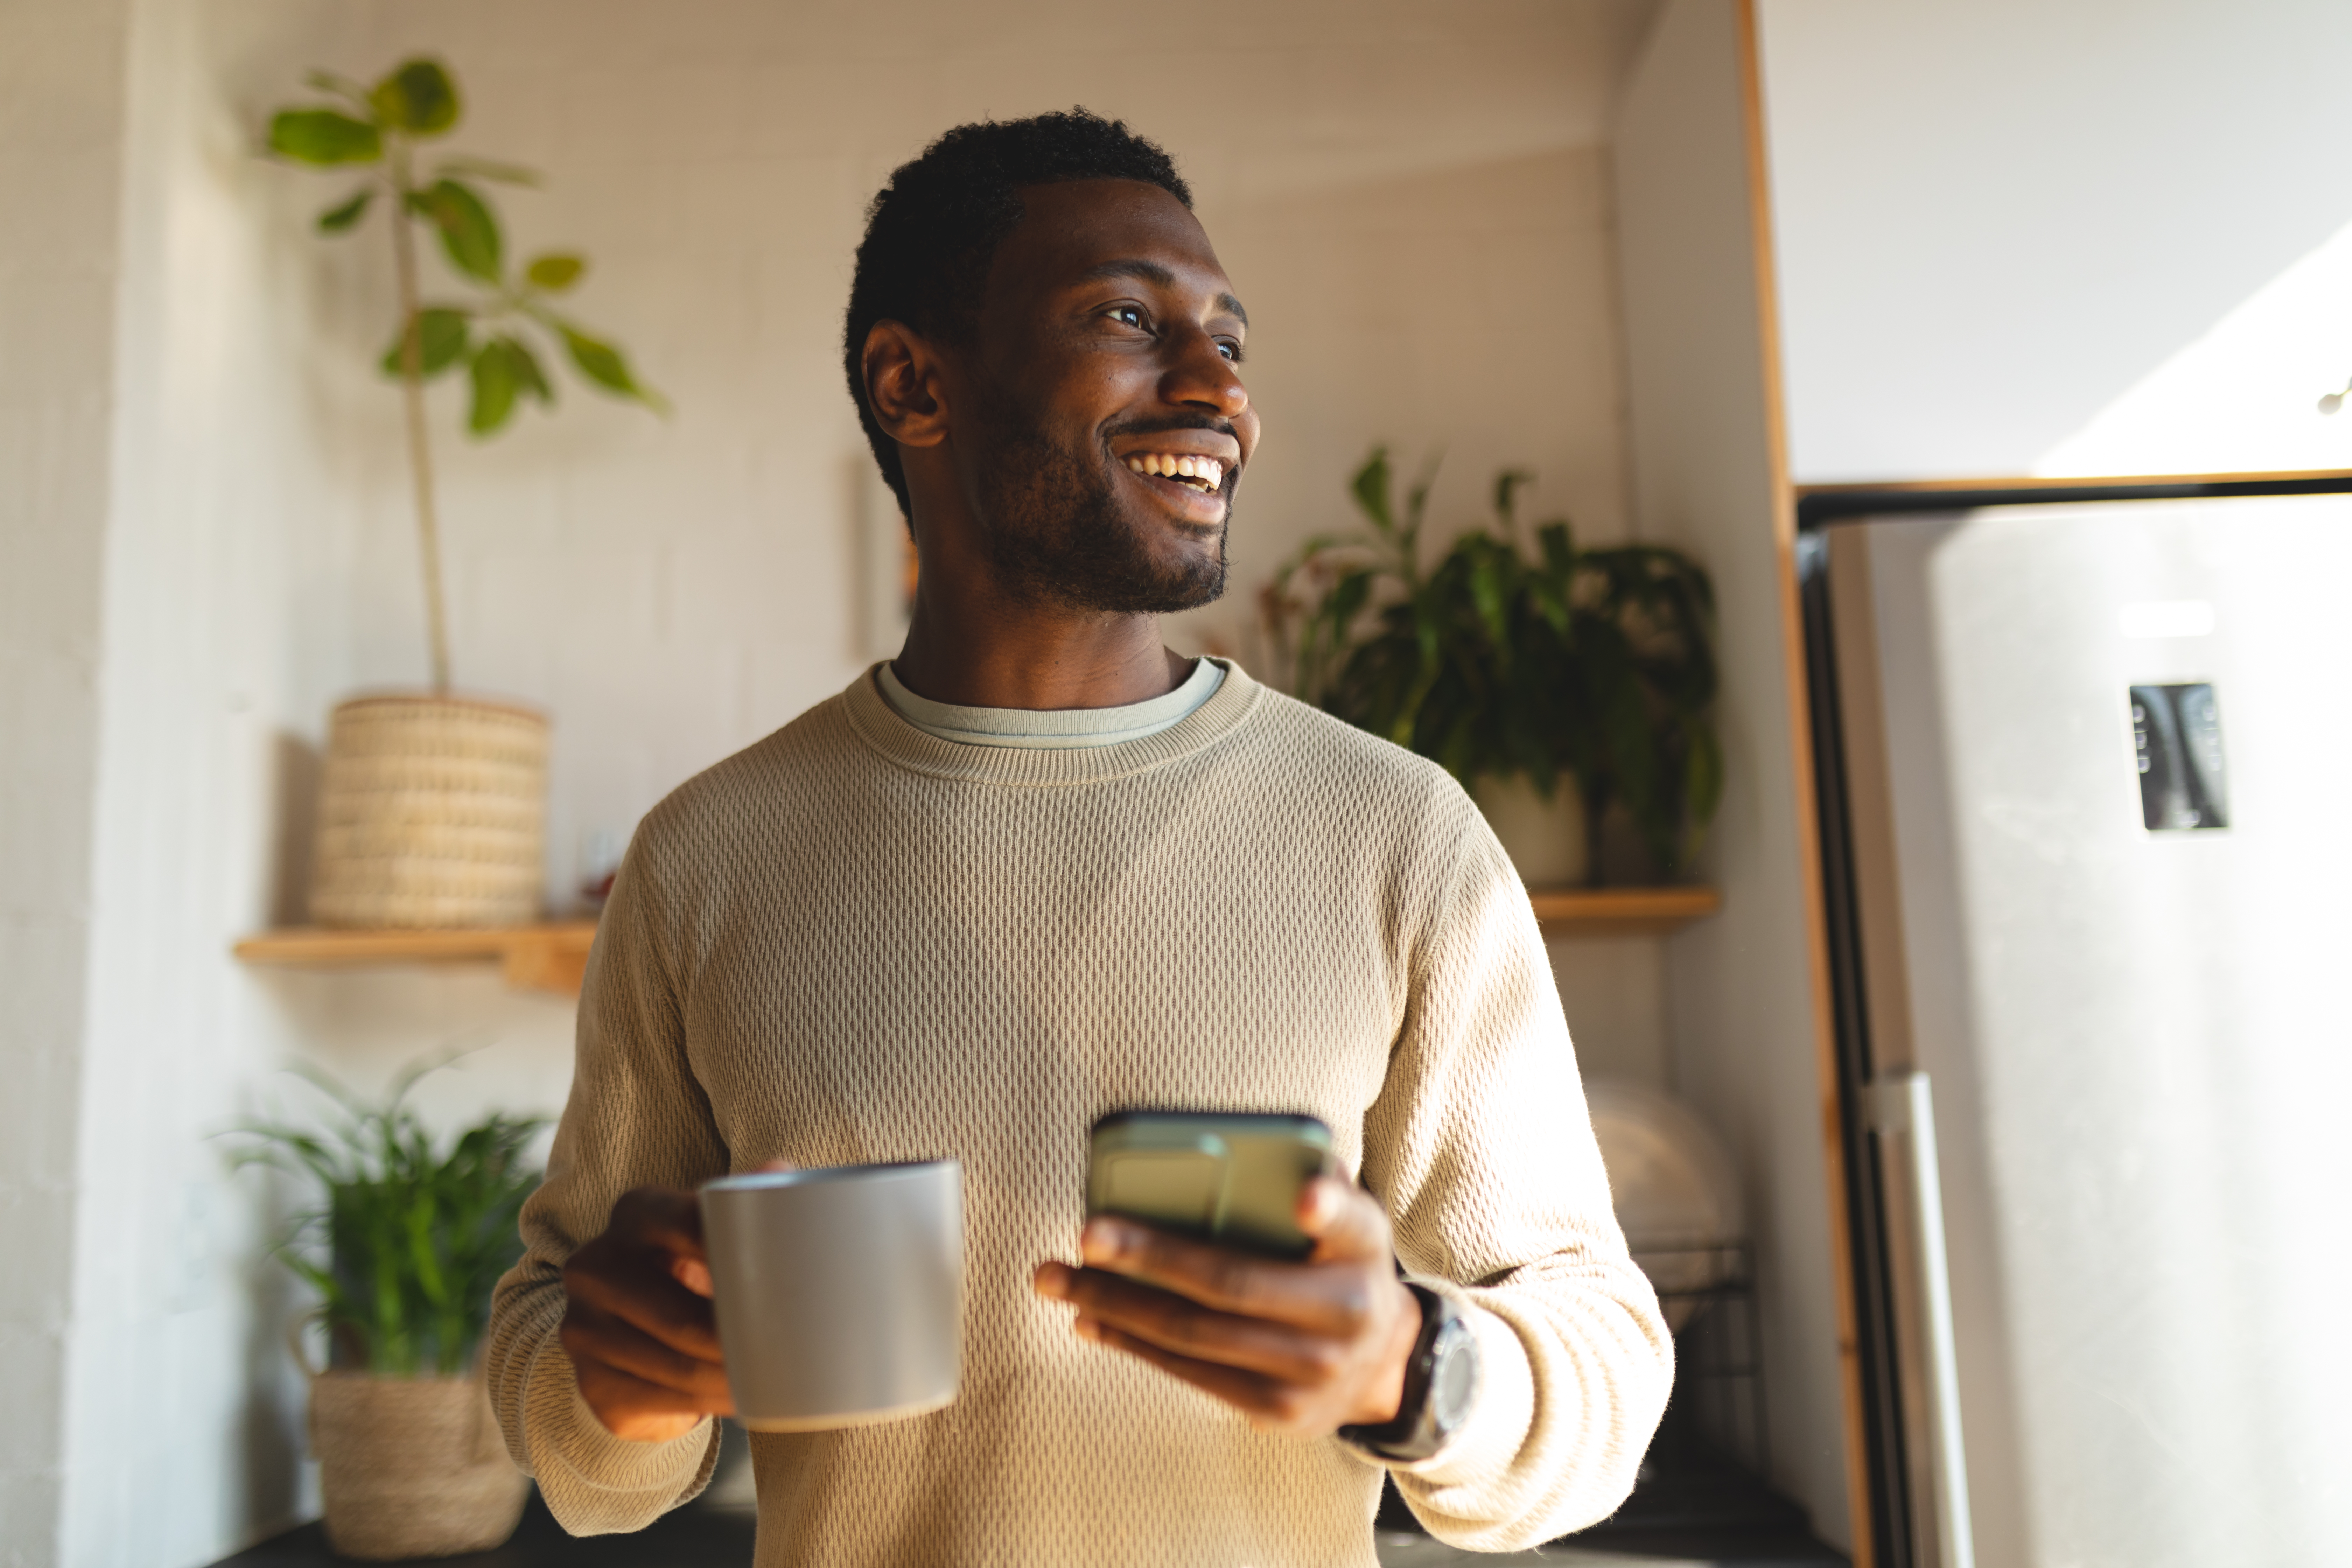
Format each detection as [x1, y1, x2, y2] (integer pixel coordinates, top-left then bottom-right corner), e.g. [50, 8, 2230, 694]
[310, 1371, 529, 1559]
[310, 694, 548, 929]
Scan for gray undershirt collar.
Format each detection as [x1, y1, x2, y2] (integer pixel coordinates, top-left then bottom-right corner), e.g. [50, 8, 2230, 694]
[875, 657, 1227, 750]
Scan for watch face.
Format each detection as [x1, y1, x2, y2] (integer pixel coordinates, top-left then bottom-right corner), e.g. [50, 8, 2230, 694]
[1430, 1328, 1479, 1429]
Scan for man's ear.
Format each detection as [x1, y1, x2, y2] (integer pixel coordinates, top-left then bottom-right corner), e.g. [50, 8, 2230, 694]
[862, 321, 950, 450]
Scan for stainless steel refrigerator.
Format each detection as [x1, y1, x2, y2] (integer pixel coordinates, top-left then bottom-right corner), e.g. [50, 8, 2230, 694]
[1801, 484, 2352, 1568]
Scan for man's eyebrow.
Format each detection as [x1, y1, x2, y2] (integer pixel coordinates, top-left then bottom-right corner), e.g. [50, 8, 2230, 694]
[1075, 259, 1250, 330]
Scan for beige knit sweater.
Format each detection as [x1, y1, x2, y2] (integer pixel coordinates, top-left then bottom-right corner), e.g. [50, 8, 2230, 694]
[486, 662, 1671, 1567]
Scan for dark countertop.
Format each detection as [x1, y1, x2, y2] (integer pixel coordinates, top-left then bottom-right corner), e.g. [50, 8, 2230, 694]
[215, 1427, 1844, 1568]
[213, 1493, 756, 1568]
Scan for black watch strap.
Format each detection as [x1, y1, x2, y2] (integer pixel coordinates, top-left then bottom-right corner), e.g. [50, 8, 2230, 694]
[1338, 1283, 1480, 1463]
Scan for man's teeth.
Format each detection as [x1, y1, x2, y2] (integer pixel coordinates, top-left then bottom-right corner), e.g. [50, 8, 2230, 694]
[1124, 453, 1225, 491]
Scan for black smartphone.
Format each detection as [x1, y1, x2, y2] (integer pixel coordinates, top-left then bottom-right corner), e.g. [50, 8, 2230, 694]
[1086, 1111, 1336, 1260]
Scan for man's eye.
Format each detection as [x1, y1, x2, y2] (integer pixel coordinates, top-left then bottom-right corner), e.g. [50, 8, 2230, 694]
[1216, 339, 1244, 363]
[1108, 305, 1147, 329]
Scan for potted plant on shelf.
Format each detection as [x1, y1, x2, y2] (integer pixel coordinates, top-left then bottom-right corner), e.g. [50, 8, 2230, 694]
[266, 57, 663, 929]
[230, 1062, 547, 1560]
[1261, 448, 1722, 887]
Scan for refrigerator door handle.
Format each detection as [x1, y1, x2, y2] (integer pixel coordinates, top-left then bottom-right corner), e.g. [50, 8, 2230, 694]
[1867, 1071, 1976, 1568]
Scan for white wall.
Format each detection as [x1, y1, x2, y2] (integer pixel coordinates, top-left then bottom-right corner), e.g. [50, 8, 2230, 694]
[0, 0, 133, 1556]
[1616, 0, 1853, 1550]
[55, 4, 376, 1561]
[1758, 0, 2352, 482]
[6, 2, 1681, 1563]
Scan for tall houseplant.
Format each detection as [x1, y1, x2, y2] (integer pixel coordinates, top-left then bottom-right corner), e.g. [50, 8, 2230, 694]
[231, 1062, 546, 1559]
[266, 57, 663, 930]
[267, 56, 662, 692]
[1263, 449, 1723, 885]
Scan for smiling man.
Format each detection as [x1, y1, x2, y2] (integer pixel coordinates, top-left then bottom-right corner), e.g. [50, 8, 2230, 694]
[486, 111, 1671, 1567]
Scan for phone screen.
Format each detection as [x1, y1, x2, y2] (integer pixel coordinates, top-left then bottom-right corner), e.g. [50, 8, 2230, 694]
[1086, 1112, 1335, 1259]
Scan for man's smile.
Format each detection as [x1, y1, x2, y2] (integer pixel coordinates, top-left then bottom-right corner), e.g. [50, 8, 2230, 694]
[1115, 450, 1231, 524]
[1110, 429, 1239, 521]
[1123, 451, 1224, 491]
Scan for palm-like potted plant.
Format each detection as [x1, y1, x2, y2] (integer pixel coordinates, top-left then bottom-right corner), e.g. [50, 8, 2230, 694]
[1262, 449, 1722, 886]
[230, 1063, 546, 1560]
[266, 57, 663, 929]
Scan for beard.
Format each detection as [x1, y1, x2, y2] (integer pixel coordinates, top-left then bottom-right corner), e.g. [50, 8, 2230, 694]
[967, 396, 1232, 615]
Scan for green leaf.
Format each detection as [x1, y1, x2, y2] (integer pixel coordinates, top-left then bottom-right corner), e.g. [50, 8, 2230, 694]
[378, 308, 471, 379]
[1492, 469, 1533, 530]
[468, 340, 521, 435]
[502, 334, 554, 406]
[268, 109, 381, 166]
[302, 69, 371, 104]
[410, 178, 502, 283]
[370, 58, 460, 135]
[280, 1245, 338, 1297]
[1536, 521, 1577, 582]
[1403, 455, 1441, 539]
[315, 187, 374, 232]
[1327, 570, 1373, 642]
[436, 154, 541, 187]
[524, 253, 585, 293]
[406, 1191, 448, 1309]
[1468, 550, 1510, 651]
[1350, 448, 1395, 533]
[556, 323, 667, 411]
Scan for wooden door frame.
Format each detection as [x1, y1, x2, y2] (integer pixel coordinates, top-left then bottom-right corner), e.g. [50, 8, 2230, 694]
[1728, 4, 1884, 1560]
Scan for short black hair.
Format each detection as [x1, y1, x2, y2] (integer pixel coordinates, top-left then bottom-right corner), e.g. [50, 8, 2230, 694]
[843, 108, 1193, 518]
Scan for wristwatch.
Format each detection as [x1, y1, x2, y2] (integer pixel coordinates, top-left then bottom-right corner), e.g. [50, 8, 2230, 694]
[1338, 1283, 1482, 1463]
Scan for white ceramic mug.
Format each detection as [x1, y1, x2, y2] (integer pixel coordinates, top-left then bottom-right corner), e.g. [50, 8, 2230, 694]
[699, 1160, 962, 1431]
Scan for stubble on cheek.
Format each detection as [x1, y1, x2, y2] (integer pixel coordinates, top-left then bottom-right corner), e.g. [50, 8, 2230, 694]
[972, 418, 1231, 616]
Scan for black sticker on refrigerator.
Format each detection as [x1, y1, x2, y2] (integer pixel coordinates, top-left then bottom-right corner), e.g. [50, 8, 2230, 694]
[2129, 683, 2228, 831]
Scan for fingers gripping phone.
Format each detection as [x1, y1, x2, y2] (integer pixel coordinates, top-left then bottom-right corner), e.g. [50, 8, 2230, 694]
[1086, 1111, 1337, 1260]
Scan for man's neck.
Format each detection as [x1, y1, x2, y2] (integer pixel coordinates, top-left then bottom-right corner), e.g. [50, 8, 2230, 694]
[890, 601, 1189, 712]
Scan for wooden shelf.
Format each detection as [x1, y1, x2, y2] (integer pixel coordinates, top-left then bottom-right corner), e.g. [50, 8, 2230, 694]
[231, 888, 1717, 994]
[233, 921, 598, 996]
[1526, 885, 1721, 936]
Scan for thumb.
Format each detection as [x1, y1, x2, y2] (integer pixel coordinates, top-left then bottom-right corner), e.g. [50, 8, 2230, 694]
[679, 1159, 794, 1295]
[673, 1254, 716, 1298]
[1297, 1175, 1391, 1262]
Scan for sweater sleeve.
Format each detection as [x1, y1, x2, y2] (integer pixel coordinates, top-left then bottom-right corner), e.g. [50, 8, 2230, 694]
[1356, 802, 1675, 1551]
[484, 825, 731, 1534]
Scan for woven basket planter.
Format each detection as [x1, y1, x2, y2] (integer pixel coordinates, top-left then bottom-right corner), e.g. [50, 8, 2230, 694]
[310, 695, 548, 929]
[310, 1371, 529, 1559]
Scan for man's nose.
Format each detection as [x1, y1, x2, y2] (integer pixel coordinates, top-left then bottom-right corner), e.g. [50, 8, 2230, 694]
[1160, 326, 1249, 421]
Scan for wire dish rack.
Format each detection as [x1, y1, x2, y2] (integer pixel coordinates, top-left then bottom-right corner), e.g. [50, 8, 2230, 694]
[1642, 1238, 1769, 1474]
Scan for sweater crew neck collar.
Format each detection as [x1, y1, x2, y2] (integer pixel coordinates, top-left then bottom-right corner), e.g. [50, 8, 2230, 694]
[875, 656, 1225, 750]
[842, 657, 1262, 786]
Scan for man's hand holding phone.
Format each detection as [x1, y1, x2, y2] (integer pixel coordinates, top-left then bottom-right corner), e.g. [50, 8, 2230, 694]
[1031, 1174, 1423, 1435]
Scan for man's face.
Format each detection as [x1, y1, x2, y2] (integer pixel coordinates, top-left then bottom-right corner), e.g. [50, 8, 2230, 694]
[952, 179, 1259, 615]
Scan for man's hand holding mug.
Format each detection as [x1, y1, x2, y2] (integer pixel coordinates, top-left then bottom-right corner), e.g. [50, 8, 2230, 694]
[560, 1186, 734, 1443]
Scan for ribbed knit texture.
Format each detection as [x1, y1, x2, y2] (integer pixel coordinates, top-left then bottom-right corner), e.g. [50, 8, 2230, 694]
[486, 662, 1671, 1567]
